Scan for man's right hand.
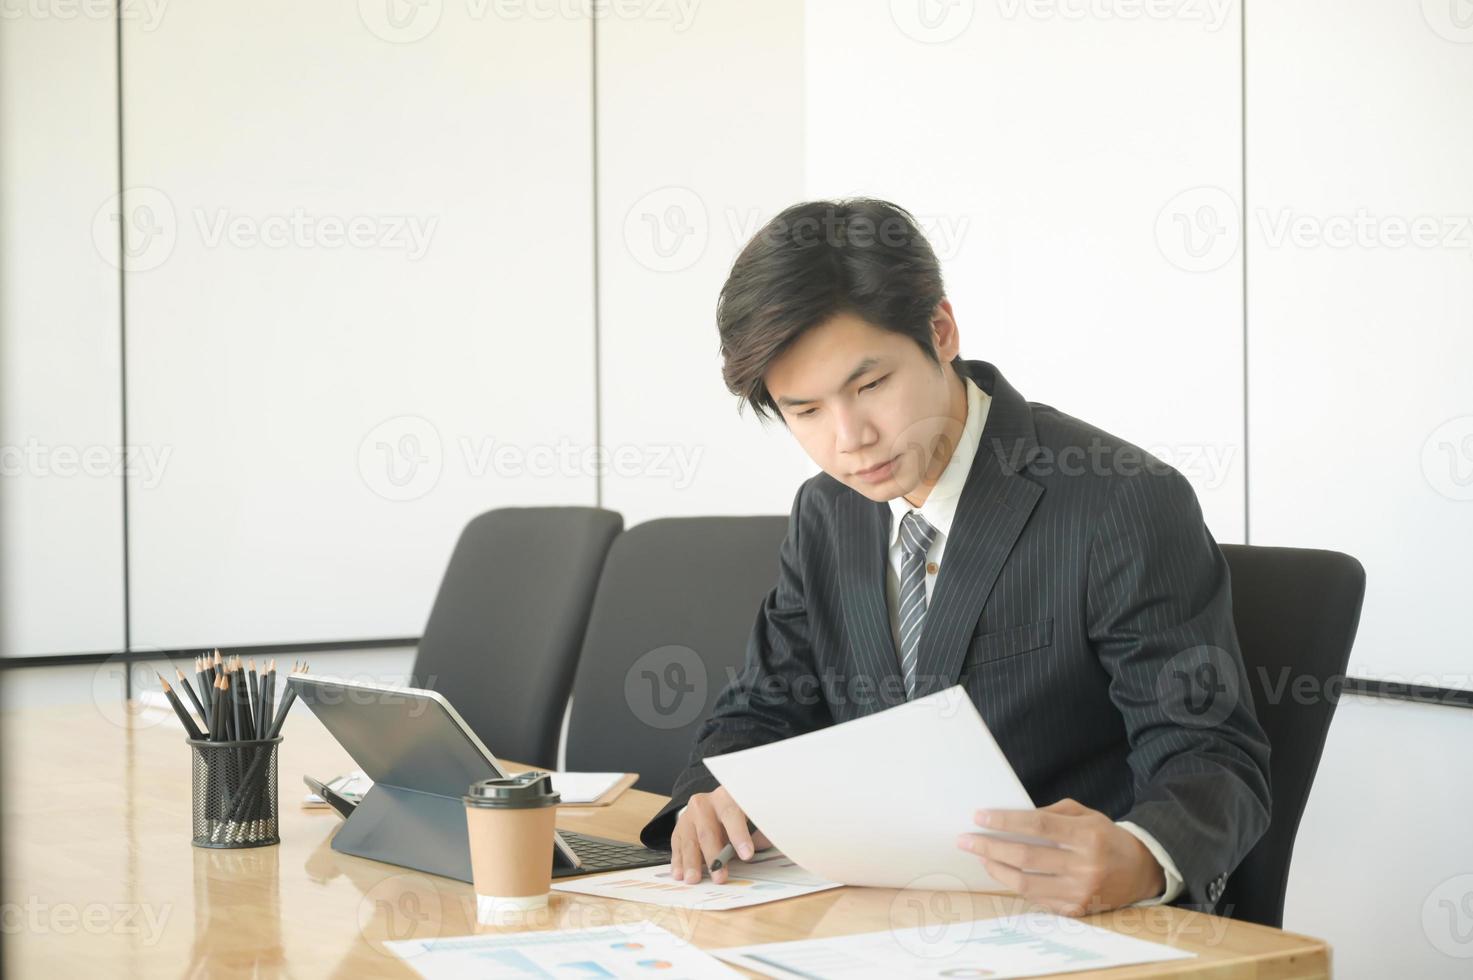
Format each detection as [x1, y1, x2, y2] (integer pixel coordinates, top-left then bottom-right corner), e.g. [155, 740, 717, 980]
[669, 786, 774, 885]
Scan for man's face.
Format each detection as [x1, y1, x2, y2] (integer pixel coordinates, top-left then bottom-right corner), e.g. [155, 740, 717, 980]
[764, 307, 965, 503]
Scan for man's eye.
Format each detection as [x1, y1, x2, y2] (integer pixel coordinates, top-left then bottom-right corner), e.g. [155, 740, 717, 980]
[860, 375, 888, 392]
[796, 407, 818, 418]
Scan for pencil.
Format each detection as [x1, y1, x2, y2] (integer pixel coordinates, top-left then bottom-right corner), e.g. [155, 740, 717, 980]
[159, 674, 204, 740]
[267, 660, 304, 738]
[247, 658, 260, 739]
[194, 657, 212, 729]
[175, 668, 208, 732]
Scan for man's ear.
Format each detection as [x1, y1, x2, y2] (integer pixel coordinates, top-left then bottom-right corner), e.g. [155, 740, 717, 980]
[930, 298, 961, 362]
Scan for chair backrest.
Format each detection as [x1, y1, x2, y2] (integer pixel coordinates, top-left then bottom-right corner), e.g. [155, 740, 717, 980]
[409, 506, 623, 769]
[562, 515, 790, 795]
[1217, 543, 1366, 927]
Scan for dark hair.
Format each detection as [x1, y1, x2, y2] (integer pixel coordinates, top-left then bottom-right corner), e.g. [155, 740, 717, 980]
[716, 197, 957, 421]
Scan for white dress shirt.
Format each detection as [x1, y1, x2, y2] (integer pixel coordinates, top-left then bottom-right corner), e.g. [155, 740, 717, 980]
[883, 375, 1183, 907]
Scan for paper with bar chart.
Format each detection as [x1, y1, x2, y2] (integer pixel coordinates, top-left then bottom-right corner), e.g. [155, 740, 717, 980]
[550, 850, 842, 910]
[713, 912, 1194, 979]
[384, 921, 740, 978]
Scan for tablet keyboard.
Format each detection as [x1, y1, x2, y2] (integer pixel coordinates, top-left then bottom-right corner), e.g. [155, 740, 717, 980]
[559, 830, 670, 874]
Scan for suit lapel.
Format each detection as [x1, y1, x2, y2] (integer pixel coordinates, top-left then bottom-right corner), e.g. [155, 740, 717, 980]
[912, 360, 1045, 698]
[835, 488, 908, 714]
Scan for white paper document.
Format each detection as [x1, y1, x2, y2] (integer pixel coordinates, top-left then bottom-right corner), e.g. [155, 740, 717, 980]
[551, 849, 843, 910]
[703, 685, 1044, 892]
[714, 912, 1194, 979]
[385, 921, 740, 978]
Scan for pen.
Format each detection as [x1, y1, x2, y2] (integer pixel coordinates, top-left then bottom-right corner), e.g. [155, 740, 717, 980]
[708, 819, 759, 873]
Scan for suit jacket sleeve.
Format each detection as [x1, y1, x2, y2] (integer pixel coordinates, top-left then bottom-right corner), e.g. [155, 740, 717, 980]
[1086, 464, 1272, 912]
[639, 482, 833, 849]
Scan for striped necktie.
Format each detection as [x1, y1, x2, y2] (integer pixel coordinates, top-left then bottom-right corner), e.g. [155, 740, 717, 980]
[896, 510, 939, 699]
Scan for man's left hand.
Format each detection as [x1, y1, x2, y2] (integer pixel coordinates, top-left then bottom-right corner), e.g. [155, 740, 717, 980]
[955, 798, 1165, 916]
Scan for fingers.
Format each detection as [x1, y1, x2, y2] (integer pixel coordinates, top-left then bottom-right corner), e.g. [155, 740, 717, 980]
[752, 829, 774, 852]
[976, 806, 1079, 846]
[957, 834, 1071, 875]
[714, 803, 756, 864]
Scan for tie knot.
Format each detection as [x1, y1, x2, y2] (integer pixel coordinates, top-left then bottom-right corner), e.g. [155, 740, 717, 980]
[898, 510, 938, 558]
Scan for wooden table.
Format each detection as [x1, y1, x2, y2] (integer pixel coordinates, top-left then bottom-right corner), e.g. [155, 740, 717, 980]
[1, 702, 1330, 977]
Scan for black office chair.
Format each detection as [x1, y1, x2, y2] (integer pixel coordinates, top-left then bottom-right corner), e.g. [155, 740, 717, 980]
[562, 516, 790, 795]
[1216, 544, 1366, 927]
[409, 506, 623, 769]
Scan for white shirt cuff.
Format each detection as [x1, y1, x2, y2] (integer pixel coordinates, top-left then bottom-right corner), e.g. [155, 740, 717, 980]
[1115, 820, 1184, 906]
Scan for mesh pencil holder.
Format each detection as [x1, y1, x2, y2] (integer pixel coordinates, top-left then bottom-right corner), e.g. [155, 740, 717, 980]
[188, 737, 282, 848]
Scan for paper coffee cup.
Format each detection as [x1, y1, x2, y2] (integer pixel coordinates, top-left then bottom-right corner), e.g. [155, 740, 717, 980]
[464, 772, 561, 923]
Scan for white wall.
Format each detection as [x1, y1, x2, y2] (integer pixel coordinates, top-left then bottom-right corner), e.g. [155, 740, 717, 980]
[595, 0, 817, 527]
[804, 0, 1247, 543]
[1246, 0, 1473, 692]
[1286, 696, 1473, 976]
[0, 11, 126, 657]
[119, 1, 599, 648]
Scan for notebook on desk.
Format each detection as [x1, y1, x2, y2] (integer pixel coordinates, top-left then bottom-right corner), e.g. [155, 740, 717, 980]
[290, 673, 668, 882]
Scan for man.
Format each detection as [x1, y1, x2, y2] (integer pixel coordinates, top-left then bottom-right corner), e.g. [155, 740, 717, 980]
[638, 198, 1271, 917]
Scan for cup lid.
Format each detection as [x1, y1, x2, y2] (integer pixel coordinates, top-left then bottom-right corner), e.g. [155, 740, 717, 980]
[464, 771, 561, 808]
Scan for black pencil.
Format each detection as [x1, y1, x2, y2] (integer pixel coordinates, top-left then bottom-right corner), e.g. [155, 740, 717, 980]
[267, 661, 304, 738]
[247, 659, 260, 739]
[174, 668, 208, 733]
[194, 657, 212, 729]
[159, 674, 204, 740]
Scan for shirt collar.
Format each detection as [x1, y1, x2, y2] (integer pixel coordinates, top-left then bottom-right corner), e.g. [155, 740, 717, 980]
[887, 374, 992, 549]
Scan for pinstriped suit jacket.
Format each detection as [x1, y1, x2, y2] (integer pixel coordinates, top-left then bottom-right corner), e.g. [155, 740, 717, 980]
[639, 358, 1271, 912]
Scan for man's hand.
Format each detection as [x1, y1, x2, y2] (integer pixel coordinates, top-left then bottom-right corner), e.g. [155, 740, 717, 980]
[669, 786, 774, 885]
[955, 798, 1165, 916]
